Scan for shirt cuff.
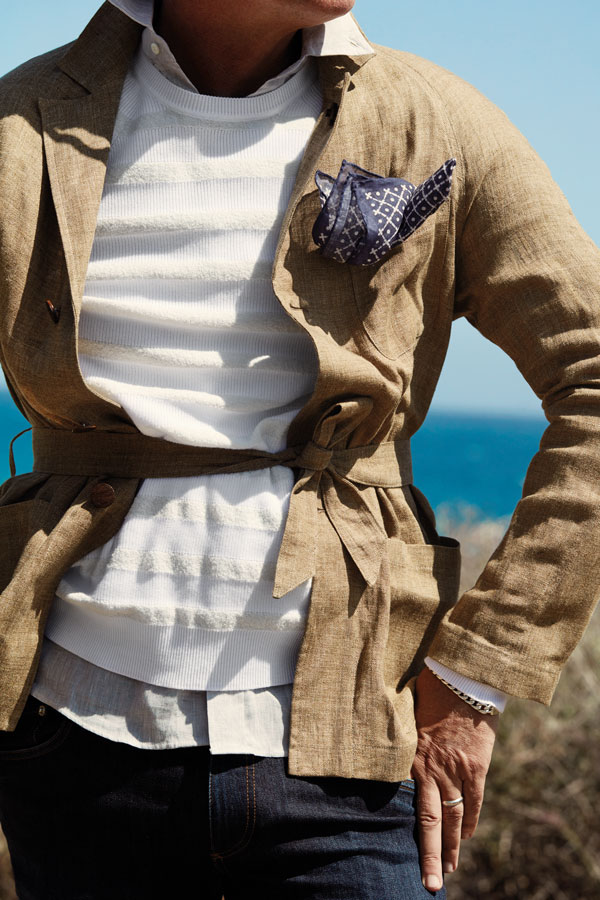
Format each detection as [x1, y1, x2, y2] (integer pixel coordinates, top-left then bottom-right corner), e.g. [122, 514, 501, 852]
[425, 657, 508, 713]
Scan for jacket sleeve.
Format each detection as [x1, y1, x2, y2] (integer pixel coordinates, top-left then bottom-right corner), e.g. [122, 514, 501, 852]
[427, 108, 600, 703]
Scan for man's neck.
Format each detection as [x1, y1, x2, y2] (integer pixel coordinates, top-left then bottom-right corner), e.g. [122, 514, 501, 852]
[154, 1, 304, 97]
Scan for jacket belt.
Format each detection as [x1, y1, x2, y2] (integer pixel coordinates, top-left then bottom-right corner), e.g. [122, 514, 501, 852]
[31, 399, 413, 597]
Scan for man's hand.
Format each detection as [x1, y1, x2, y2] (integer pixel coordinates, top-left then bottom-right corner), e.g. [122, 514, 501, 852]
[411, 666, 499, 893]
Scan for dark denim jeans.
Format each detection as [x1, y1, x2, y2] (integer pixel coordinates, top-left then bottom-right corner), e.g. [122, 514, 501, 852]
[0, 696, 445, 899]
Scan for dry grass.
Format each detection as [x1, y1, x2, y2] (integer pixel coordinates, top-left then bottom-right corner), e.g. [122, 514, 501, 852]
[1, 511, 599, 899]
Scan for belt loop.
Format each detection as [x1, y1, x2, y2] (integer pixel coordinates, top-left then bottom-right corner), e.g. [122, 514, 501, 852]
[8, 427, 33, 478]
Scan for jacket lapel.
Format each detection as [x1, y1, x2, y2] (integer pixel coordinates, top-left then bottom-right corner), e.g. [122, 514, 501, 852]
[273, 52, 374, 446]
[274, 52, 373, 255]
[39, 89, 124, 325]
[38, 3, 141, 326]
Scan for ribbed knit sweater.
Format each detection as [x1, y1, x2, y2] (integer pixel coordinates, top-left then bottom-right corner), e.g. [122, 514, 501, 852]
[43, 49, 321, 691]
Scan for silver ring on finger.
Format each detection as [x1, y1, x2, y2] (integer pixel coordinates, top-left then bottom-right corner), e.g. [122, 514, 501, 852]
[442, 796, 464, 808]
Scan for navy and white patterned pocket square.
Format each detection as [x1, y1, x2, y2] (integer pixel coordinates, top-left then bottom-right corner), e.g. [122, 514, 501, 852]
[312, 158, 456, 265]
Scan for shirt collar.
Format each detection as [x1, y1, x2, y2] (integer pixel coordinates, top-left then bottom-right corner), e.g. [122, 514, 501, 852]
[108, 0, 373, 96]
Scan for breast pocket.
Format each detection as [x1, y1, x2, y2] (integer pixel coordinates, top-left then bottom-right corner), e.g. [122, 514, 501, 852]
[349, 207, 450, 360]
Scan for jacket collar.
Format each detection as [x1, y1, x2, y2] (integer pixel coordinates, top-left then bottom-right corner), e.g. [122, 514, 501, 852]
[55, 1, 373, 96]
[55, 2, 143, 94]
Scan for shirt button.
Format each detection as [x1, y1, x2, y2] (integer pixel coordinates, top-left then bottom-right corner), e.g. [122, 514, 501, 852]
[150, 41, 160, 55]
[90, 483, 116, 508]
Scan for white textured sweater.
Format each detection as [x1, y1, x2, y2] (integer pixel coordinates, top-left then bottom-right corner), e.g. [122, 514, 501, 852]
[43, 49, 321, 691]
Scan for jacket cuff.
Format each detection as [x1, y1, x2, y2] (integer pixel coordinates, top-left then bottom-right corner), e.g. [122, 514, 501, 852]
[428, 621, 560, 704]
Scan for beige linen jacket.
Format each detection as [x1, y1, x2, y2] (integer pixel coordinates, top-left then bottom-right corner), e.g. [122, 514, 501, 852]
[1, 3, 599, 782]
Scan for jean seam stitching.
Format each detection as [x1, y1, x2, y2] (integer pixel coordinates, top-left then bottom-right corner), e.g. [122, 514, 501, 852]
[211, 757, 256, 859]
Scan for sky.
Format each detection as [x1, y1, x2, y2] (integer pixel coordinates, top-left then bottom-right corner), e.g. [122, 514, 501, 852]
[1, 0, 598, 416]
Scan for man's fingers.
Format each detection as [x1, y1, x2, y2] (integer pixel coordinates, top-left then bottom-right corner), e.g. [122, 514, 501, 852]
[412, 668, 498, 884]
[416, 780, 444, 893]
[440, 788, 464, 874]
[462, 777, 485, 839]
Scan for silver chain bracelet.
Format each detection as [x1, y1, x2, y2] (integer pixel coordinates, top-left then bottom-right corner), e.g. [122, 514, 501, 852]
[429, 670, 500, 716]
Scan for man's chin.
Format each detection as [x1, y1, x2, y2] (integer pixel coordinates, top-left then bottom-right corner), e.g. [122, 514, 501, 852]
[286, 0, 356, 26]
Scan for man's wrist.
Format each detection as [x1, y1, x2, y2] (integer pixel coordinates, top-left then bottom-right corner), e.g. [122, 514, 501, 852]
[425, 657, 508, 714]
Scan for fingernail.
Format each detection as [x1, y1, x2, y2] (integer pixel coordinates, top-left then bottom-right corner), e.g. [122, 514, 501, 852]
[443, 861, 454, 873]
[424, 875, 443, 891]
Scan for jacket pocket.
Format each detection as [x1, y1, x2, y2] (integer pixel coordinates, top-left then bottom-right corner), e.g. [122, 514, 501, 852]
[349, 208, 449, 360]
[385, 537, 461, 692]
[0, 488, 50, 593]
[0, 499, 36, 592]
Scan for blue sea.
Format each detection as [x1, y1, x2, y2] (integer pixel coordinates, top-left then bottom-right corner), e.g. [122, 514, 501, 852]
[0, 394, 545, 520]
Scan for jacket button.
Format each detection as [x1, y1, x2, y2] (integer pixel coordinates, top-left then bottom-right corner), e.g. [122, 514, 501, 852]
[90, 483, 116, 508]
[45, 299, 61, 323]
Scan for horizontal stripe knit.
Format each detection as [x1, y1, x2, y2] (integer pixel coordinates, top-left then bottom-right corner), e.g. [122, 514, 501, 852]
[44, 50, 321, 691]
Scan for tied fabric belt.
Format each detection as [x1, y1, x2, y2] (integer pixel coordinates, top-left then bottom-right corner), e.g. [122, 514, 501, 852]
[29, 399, 413, 597]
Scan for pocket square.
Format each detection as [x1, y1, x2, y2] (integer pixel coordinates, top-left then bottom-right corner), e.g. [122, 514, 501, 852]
[312, 158, 456, 265]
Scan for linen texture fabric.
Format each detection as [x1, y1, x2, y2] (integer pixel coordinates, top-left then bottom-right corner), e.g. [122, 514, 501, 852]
[0, 2, 600, 782]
